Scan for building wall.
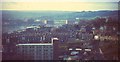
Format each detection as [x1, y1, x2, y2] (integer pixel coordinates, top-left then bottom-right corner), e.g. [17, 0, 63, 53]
[16, 45, 53, 60]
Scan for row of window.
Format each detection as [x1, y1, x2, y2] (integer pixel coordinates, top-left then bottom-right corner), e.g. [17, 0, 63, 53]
[17, 46, 53, 48]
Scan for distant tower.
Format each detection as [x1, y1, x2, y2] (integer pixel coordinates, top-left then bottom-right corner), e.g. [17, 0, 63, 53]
[44, 20, 47, 24]
[65, 20, 68, 24]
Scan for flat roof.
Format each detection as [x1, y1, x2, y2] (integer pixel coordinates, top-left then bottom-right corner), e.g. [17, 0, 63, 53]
[16, 43, 53, 46]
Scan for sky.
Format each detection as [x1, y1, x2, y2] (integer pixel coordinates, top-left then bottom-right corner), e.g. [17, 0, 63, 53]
[1, 0, 119, 11]
[1, 0, 120, 2]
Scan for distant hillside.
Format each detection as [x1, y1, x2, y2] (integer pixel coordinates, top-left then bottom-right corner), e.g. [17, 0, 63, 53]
[72, 10, 118, 19]
[2, 10, 119, 20]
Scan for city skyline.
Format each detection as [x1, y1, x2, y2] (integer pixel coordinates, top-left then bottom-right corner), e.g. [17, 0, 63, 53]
[1, 0, 119, 61]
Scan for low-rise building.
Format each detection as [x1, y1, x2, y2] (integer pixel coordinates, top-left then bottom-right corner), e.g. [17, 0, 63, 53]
[16, 43, 53, 60]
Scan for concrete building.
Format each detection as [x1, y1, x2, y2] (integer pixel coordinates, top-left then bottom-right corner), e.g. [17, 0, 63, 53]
[16, 38, 58, 60]
[16, 43, 53, 60]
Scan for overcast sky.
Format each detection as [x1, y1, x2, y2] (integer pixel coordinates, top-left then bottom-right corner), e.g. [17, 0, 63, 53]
[2, 2, 118, 11]
[1, 0, 120, 2]
[1, 0, 119, 11]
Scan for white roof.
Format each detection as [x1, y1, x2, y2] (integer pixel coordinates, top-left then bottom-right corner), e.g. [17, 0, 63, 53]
[16, 43, 53, 46]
